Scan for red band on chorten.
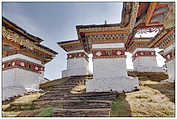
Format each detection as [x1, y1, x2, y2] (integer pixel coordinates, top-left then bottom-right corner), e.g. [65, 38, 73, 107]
[2, 59, 44, 73]
[132, 51, 156, 61]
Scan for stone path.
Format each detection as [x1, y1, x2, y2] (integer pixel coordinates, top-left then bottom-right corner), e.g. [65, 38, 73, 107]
[33, 76, 119, 117]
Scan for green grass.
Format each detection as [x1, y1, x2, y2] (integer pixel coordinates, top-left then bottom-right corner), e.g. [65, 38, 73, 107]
[36, 107, 55, 117]
[111, 93, 131, 117]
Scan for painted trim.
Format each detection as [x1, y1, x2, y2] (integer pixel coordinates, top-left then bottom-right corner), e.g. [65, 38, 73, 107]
[132, 51, 156, 61]
[2, 59, 44, 73]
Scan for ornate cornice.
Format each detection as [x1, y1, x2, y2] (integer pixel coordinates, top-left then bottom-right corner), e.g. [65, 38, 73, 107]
[2, 26, 56, 56]
[58, 40, 85, 52]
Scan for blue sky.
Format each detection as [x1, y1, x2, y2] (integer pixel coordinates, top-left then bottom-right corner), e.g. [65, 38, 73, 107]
[2, 2, 165, 80]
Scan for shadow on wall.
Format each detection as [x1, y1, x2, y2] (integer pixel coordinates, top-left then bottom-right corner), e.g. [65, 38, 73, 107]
[111, 93, 131, 117]
[145, 82, 175, 103]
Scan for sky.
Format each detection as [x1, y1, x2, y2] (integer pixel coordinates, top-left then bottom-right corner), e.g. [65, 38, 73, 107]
[2, 2, 165, 80]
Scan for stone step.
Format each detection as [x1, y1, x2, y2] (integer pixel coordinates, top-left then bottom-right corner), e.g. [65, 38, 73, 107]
[61, 84, 80, 87]
[38, 95, 117, 101]
[34, 100, 112, 109]
[39, 92, 118, 100]
[63, 101, 111, 109]
[52, 108, 111, 117]
[49, 85, 77, 88]
[41, 91, 118, 97]
[49, 88, 73, 92]
[48, 85, 79, 90]
[46, 89, 73, 93]
[52, 86, 76, 89]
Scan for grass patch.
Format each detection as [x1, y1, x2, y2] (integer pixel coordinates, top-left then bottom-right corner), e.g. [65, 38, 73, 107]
[111, 93, 131, 117]
[36, 107, 55, 117]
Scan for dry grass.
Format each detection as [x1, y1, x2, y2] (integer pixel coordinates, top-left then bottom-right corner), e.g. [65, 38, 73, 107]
[71, 85, 86, 94]
[2, 92, 44, 117]
[111, 79, 175, 117]
[13, 92, 43, 104]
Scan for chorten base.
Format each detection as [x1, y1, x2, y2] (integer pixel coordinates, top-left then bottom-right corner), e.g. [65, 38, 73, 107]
[86, 76, 139, 93]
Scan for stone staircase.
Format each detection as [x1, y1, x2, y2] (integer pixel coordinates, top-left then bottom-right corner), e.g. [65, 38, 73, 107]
[33, 76, 119, 117]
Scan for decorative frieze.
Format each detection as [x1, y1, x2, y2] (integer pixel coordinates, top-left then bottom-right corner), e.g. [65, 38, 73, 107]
[92, 48, 126, 59]
[77, 25, 129, 33]
[2, 59, 44, 73]
[132, 51, 156, 61]
[2, 26, 56, 56]
[67, 52, 89, 62]
[86, 33, 127, 41]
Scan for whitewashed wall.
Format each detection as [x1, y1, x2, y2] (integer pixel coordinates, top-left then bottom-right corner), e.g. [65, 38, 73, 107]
[86, 76, 139, 92]
[86, 58, 139, 92]
[2, 68, 41, 100]
[93, 58, 127, 78]
[163, 44, 175, 82]
[166, 59, 175, 82]
[2, 54, 43, 100]
[38, 71, 49, 84]
[3, 86, 26, 101]
[133, 56, 164, 72]
[62, 57, 89, 77]
[67, 57, 88, 70]
[2, 69, 16, 88]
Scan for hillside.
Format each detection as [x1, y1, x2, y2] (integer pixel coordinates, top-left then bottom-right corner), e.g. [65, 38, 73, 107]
[111, 79, 175, 117]
[2, 72, 175, 117]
